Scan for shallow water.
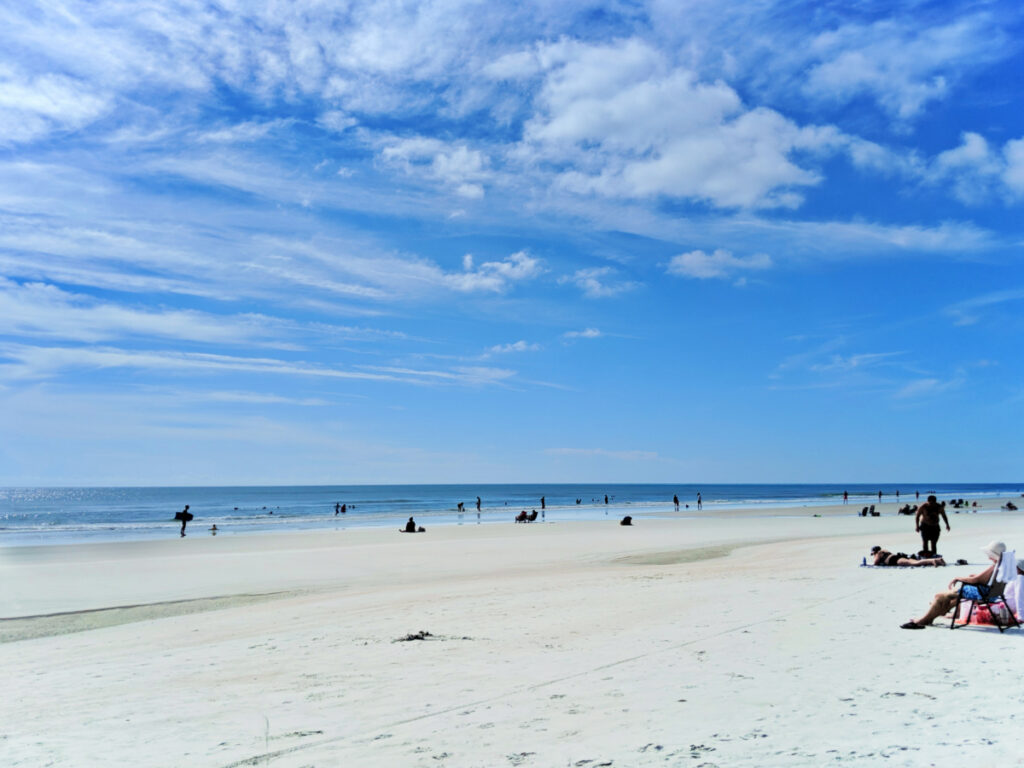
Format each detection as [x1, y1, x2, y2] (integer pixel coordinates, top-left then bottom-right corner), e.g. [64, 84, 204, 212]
[0, 483, 1019, 546]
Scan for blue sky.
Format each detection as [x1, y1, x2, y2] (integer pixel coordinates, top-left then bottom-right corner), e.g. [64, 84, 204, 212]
[1, 0, 1022, 485]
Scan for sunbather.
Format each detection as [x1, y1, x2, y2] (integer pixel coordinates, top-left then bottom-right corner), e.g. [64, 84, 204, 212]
[870, 546, 945, 567]
[900, 541, 1004, 629]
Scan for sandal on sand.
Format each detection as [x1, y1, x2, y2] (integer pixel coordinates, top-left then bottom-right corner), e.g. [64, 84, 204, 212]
[900, 621, 926, 630]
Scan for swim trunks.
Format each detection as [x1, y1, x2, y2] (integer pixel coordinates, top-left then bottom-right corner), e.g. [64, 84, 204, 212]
[919, 522, 940, 541]
[961, 584, 989, 601]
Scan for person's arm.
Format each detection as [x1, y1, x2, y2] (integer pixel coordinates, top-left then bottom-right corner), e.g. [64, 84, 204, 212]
[874, 551, 888, 566]
[950, 565, 994, 589]
[915, 508, 923, 531]
[939, 508, 950, 531]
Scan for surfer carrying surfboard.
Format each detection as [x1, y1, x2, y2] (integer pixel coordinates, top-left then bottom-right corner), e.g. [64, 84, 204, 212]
[174, 504, 193, 537]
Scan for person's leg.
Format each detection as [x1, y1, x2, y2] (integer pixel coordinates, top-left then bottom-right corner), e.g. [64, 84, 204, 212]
[914, 590, 957, 625]
[921, 523, 939, 556]
[897, 557, 945, 567]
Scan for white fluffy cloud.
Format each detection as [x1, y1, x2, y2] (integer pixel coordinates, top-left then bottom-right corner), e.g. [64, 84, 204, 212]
[512, 39, 840, 209]
[666, 249, 772, 281]
[379, 136, 490, 198]
[927, 132, 1024, 203]
[447, 251, 543, 292]
[316, 111, 358, 133]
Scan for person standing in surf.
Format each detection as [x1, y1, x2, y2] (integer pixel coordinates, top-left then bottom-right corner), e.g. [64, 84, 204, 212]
[175, 505, 193, 537]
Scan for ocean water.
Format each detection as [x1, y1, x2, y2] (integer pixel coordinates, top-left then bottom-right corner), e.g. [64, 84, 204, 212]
[0, 483, 1020, 546]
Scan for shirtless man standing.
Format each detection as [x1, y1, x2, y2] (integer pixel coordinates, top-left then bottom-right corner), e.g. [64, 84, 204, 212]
[915, 495, 950, 557]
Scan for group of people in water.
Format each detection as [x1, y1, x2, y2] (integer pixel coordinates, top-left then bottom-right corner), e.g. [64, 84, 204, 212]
[171, 491, 712, 537]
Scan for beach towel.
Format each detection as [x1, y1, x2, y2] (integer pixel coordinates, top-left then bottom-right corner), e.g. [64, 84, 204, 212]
[995, 550, 1018, 583]
[952, 601, 1009, 626]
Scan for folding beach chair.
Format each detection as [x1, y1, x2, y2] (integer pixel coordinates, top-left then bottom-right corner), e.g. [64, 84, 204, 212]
[950, 550, 1021, 633]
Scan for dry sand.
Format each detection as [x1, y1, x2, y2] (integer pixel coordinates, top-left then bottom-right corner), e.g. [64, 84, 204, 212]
[3, 499, 1024, 767]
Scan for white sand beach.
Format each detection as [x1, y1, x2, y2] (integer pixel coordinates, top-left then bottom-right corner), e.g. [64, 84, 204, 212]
[3, 499, 1024, 767]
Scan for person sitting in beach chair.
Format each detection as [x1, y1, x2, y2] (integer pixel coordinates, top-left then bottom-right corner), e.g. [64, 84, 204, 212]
[947, 543, 1020, 632]
[901, 542, 1019, 630]
[515, 510, 528, 523]
[870, 546, 945, 567]
[526, 510, 538, 522]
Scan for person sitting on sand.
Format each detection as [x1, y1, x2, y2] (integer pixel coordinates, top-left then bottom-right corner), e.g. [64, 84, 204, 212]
[402, 517, 417, 533]
[901, 541, 1005, 629]
[620, 515, 633, 526]
[870, 546, 945, 567]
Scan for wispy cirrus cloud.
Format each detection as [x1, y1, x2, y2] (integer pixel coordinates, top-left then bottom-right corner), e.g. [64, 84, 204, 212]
[487, 340, 540, 354]
[0, 278, 294, 346]
[801, 14, 1009, 122]
[0, 344, 519, 389]
[192, 391, 330, 406]
[545, 447, 660, 461]
[0, 68, 112, 144]
[559, 267, 637, 298]
[944, 287, 1024, 326]
[809, 352, 904, 373]
[197, 118, 297, 144]
[894, 375, 965, 400]
[562, 328, 601, 340]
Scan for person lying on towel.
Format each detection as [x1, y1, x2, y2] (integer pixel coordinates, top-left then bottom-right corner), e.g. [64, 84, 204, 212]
[870, 546, 945, 567]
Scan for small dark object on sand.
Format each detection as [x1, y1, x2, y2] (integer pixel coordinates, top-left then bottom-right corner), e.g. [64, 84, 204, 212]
[395, 630, 433, 642]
